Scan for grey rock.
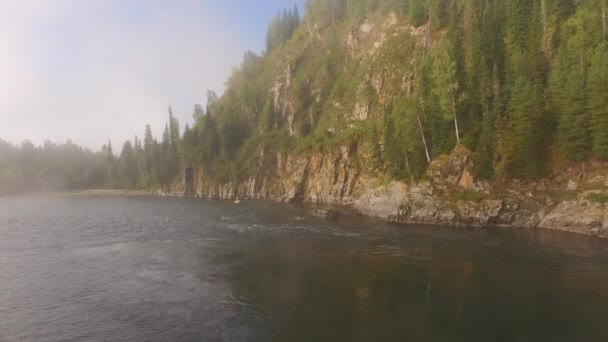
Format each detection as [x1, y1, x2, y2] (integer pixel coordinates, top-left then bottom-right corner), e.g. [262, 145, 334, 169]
[567, 180, 578, 191]
[312, 209, 340, 221]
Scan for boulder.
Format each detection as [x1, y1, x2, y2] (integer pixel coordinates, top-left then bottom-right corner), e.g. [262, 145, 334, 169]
[539, 201, 606, 235]
[312, 209, 340, 221]
[354, 181, 408, 219]
[567, 180, 578, 191]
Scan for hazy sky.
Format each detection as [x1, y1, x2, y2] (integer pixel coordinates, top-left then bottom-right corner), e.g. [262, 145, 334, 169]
[0, 0, 305, 150]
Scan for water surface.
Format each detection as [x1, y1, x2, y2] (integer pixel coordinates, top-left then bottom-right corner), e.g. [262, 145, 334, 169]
[1, 195, 608, 341]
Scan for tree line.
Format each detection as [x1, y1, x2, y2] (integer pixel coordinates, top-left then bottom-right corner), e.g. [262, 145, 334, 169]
[0, 108, 185, 194]
[266, 5, 301, 53]
[3, 0, 608, 195]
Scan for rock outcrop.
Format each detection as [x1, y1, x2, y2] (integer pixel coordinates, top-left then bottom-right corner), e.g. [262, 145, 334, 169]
[170, 13, 608, 238]
[177, 144, 608, 238]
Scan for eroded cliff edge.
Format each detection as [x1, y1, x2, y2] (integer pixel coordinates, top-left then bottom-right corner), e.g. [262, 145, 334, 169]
[174, 145, 608, 238]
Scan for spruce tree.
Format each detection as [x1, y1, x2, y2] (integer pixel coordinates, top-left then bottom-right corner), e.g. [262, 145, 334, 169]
[588, 42, 608, 158]
[162, 124, 171, 149]
[556, 66, 590, 160]
[144, 125, 154, 153]
[508, 77, 542, 178]
[431, 38, 461, 145]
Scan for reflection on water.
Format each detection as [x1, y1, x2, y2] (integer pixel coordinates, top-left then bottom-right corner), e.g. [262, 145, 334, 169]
[0, 195, 607, 341]
[227, 228, 608, 341]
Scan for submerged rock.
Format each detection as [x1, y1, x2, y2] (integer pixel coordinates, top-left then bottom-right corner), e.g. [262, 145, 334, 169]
[312, 209, 340, 221]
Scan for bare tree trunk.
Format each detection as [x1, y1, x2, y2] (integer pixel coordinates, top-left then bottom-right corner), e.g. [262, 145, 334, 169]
[418, 96, 431, 163]
[451, 93, 461, 145]
[306, 20, 313, 38]
[445, 58, 461, 145]
[418, 94, 428, 120]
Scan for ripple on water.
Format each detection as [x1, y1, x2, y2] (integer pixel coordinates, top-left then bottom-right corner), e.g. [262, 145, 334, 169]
[2, 195, 608, 341]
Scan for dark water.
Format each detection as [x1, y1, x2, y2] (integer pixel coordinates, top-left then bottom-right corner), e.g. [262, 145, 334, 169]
[1, 196, 608, 341]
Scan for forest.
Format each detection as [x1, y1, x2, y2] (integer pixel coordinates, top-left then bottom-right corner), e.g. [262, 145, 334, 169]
[1, 0, 608, 194]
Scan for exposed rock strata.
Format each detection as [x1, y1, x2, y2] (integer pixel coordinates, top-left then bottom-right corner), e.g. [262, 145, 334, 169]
[178, 145, 608, 238]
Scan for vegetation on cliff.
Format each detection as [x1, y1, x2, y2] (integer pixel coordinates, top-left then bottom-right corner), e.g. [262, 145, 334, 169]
[2, 0, 608, 194]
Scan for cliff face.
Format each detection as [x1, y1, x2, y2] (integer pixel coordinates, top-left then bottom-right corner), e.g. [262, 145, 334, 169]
[180, 144, 608, 238]
[174, 9, 608, 238]
[191, 142, 373, 206]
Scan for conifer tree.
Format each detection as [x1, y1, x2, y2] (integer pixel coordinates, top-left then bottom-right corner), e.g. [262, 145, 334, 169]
[431, 38, 461, 145]
[554, 65, 590, 161]
[144, 125, 154, 153]
[162, 124, 171, 148]
[508, 77, 542, 178]
[588, 42, 608, 158]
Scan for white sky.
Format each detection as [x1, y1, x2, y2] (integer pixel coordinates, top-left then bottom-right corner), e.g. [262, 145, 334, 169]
[0, 0, 251, 150]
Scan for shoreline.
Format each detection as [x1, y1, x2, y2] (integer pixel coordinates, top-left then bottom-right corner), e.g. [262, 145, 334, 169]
[28, 188, 608, 240]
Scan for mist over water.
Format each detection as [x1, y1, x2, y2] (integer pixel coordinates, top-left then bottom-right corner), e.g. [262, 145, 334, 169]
[1, 195, 608, 341]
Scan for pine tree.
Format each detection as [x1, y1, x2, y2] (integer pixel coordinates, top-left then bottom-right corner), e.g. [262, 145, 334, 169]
[588, 42, 608, 158]
[293, 4, 301, 28]
[162, 124, 171, 148]
[555, 66, 590, 160]
[475, 66, 503, 178]
[118, 140, 137, 188]
[508, 77, 542, 178]
[144, 125, 154, 153]
[431, 38, 461, 145]
[193, 104, 205, 122]
[168, 107, 180, 148]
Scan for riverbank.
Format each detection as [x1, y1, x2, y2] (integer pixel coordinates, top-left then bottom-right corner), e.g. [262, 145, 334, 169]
[63, 189, 181, 197]
[43, 145, 608, 239]
[173, 147, 608, 238]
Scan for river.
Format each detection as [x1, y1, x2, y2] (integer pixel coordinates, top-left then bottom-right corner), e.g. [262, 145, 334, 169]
[1, 195, 608, 341]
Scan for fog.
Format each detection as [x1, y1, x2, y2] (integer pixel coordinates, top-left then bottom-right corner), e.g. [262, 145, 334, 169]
[0, 0, 293, 150]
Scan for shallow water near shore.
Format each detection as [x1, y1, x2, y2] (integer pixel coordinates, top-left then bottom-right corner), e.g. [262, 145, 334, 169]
[1, 195, 608, 341]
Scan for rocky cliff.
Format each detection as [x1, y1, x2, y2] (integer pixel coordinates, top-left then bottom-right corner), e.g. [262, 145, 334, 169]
[177, 144, 608, 238]
[172, 9, 608, 238]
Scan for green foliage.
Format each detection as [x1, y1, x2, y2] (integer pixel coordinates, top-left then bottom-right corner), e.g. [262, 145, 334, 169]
[449, 189, 488, 202]
[474, 67, 503, 179]
[508, 77, 542, 178]
[196, 110, 220, 167]
[260, 98, 277, 133]
[587, 192, 608, 204]
[369, 122, 385, 172]
[408, 0, 427, 26]
[588, 42, 608, 158]
[266, 6, 301, 53]
[6, 0, 608, 195]
[551, 56, 590, 161]
[382, 98, 426, 180]
[416, 56, 452, 156]
[430, 38, 460, 145]
[0, 139, 110, 194]
[307, 0, 348, 26]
